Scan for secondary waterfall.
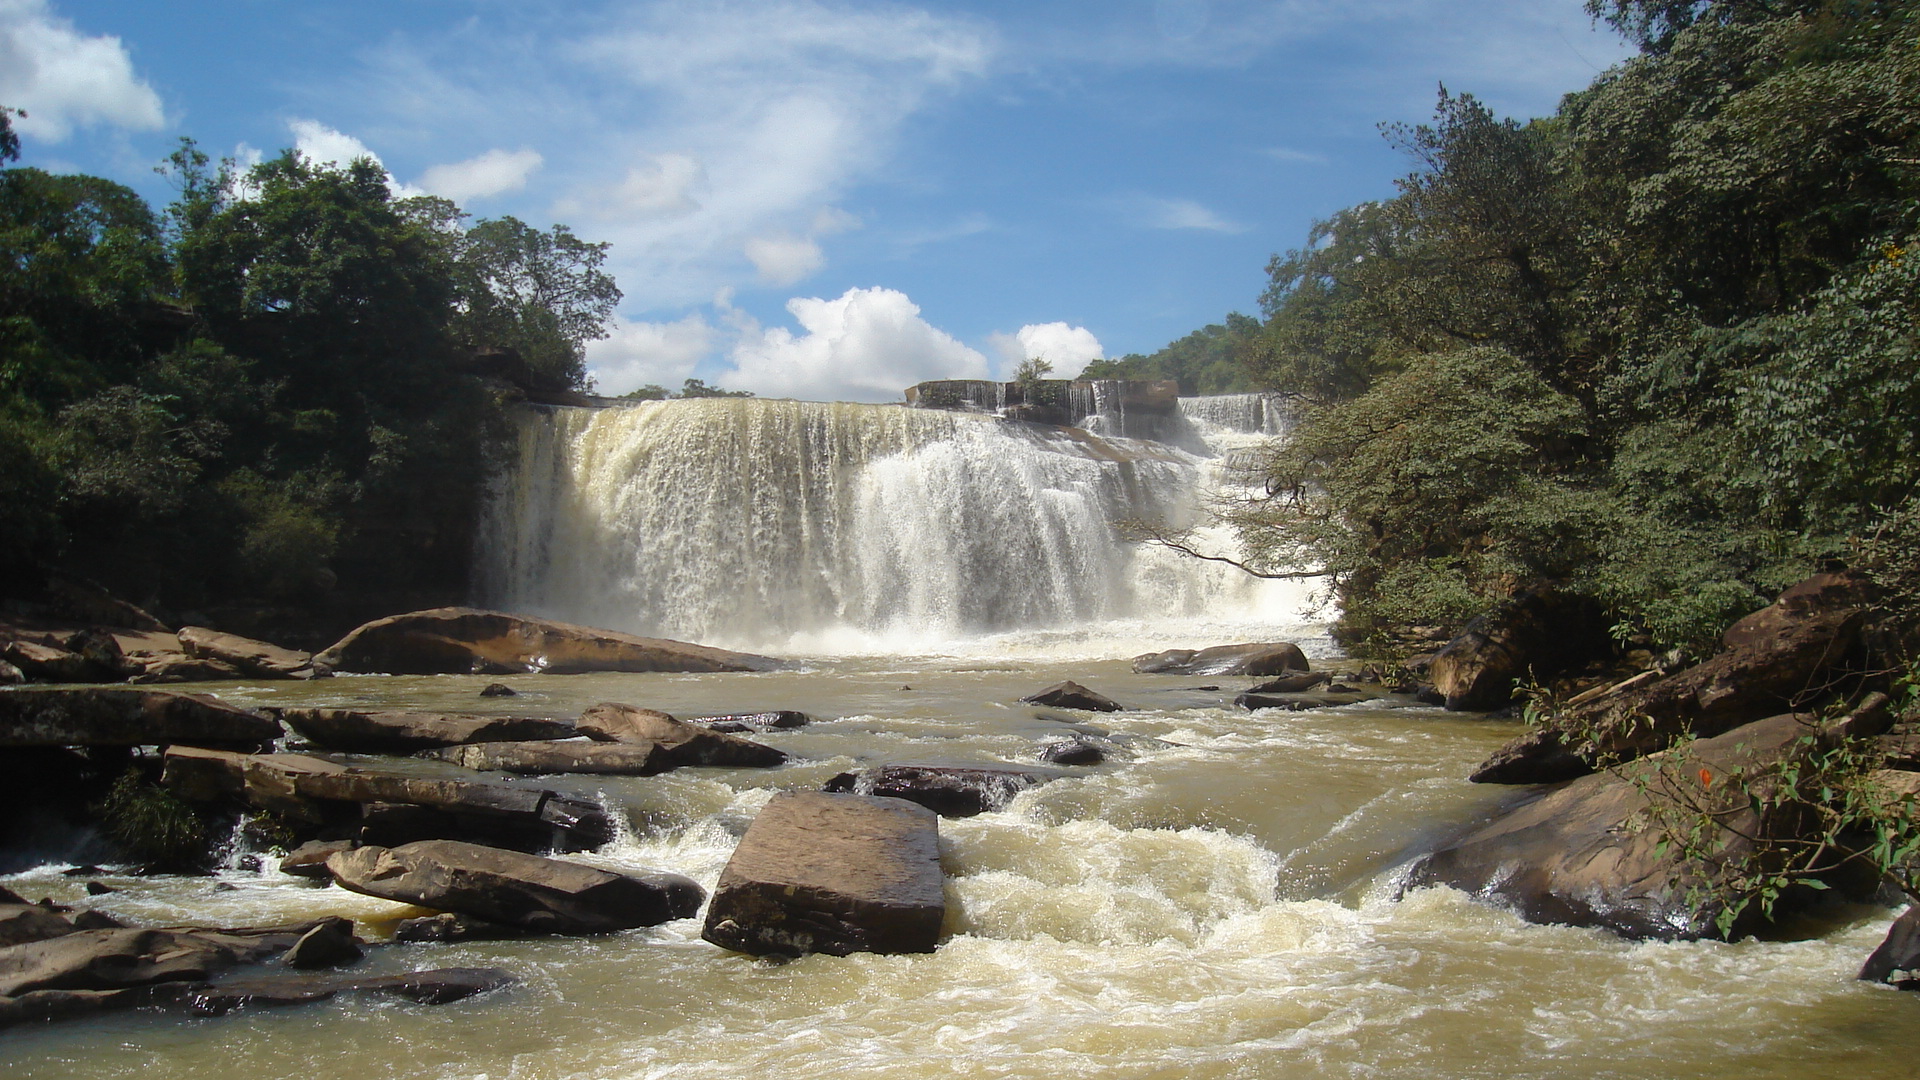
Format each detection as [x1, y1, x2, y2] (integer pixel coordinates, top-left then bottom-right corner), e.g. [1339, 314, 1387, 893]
[474, 397, 1314, 654]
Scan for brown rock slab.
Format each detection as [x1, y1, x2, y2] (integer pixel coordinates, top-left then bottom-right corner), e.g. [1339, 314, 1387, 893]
[1411, 713, 1840, 940]
[0, 924, 311, 997]
[177, 626, 317, 679]
[821, 764, 1059, 817]
[0, 687, 278, 748]
[702, 791, 944, 957]
[574, 702, 788, 768]
[1131, 642, 1309, 677]
[315, 607, 778, 675]
[1019, 681, 1123, 712]
[162, 747, 617, 853]
[326, 839, 704, 935]
[1246, 671, 1331, 694]
[160, 967, 518, 1014]
[279, 707, 576, 753]
[130, 656, 244, 684]
[425, 740, 673, 776]
[278, 839, 358, 880]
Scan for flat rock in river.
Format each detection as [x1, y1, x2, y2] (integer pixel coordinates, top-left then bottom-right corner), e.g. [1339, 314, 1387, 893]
[162, 746, 616, 852]
[702, 791, 944, 957]
[278, 707, 576, 753]
[821, 764, 1059, 817]
[1131, 642, 1309, 677]
[424, 739, 677, 776]
[574, 702, 787, 768]
[326, 839, 704, 934]
[177, 626, 318, 680]
[0, 687, 278, 748]
[315, 607, 778, 675]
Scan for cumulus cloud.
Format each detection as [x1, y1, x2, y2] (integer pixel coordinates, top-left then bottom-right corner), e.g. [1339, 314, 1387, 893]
[585, 313, 717, 395]
[987, 322, 1105, 380]
[568, 152, 706, 219]
[0, 0, 164, 141]
[724, 286, 989, 403]
[418, 147, 543, 203]
[745, 234, 824, 286]
[285, 118, 425, 196]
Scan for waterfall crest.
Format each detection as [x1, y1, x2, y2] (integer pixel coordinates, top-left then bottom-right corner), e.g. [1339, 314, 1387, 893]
[476, 397, 1314, 654]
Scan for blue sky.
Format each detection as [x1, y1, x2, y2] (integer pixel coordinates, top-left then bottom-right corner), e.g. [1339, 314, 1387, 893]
[2, 0, 1632, 401]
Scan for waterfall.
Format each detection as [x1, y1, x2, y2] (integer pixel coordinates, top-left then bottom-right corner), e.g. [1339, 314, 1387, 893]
[1176, 392, 1291, 436]
[475, 398, 1315, 654]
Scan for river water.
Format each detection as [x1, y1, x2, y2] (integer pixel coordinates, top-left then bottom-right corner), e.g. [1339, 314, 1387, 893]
[3, 398, 1914, 1076]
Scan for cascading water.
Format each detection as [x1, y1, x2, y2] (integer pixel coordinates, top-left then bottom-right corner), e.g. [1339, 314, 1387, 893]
[475, 397, 1315, 655]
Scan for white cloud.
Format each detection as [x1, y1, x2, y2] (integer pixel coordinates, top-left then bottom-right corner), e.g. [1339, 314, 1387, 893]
[286, 118, 425, 196]
[724, 286, 988, 402]
[745, 234, 824, 286]
[1139, 197, 1246, 234]
[356, 1, 994, 309]
[987, 322, 1104, 380]
[1263, 146, 1329, 165]
[0, 0, 164, 141]
[418, 147, 543, 203]
[585, 313, 716, 395]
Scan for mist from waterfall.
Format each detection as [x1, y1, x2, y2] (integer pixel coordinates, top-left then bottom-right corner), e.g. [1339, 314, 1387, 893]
[474, 396, 1317, 656]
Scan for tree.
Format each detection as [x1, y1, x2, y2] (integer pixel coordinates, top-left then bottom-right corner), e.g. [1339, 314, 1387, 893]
[448, 215, 621, 390]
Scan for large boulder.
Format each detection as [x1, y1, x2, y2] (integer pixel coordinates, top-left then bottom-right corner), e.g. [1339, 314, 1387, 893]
[1426, 589, 1613, 711]
[1410, 712, 1848, 940]
[821, 764, 1059, 817]
[177, 627, 319, 680]
[278, 707, 576, 753]
[315, 607, 778, 676]
[0, 687, 278, 748]
[326, 839, 703, 934]
[573, 702, 788, 768]
[1131, 642, 1309, 677]
[162, 747, 616, 852]
[702, 792, 944, 958]
[1, 640, 108, 683]
[1473, 574, 1870, 784]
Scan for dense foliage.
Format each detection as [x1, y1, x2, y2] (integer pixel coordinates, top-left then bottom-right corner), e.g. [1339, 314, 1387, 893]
[0, 128, 619, 628]
[1081, 313, 1266, 394]
[1230, 0, 1920, 653]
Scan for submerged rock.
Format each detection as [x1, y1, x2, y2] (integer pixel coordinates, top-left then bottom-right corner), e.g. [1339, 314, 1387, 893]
[821, 764, 1059, 817]
[315, 607, 779, 675]
[690, 710, 812, 733]
[1234, 689, 1370, 712]
[479, 683, 519, 697]
[1245, 671, 1331, 694]
[157, 967, 517, 1014]
[392, 912, 527, 944]
[1020, 681, 1123, 712]
[0, 687, 277, 748]
[1038, 739, 1105, 766]
[1131, 642, 1309, 677]
[327, 840, 704, 935]
[278, 707, 576, 753]
[703, 791, 944, 958]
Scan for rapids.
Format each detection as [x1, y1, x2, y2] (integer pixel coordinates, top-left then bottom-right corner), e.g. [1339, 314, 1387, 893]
[3, 398, 1913, 1077]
